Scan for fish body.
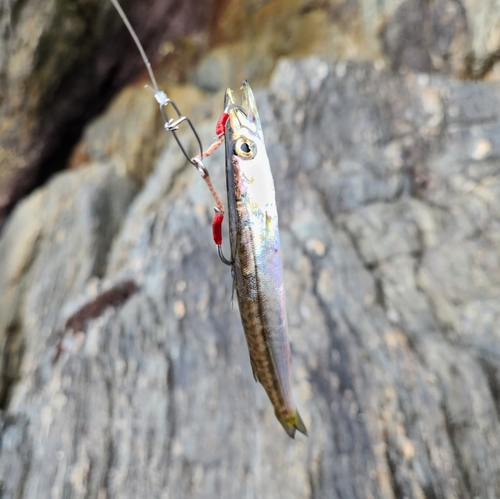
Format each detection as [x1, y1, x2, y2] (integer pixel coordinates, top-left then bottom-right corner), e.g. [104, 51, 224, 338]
[224, 82, 307, 438]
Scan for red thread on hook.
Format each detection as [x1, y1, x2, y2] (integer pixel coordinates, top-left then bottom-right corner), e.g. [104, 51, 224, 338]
[212, 210, 224, 246]
[215, 113, 229, 136]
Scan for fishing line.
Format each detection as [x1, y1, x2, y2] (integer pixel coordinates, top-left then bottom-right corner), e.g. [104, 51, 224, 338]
[109, 0, 159, 92]
[109, 0, 231, 255]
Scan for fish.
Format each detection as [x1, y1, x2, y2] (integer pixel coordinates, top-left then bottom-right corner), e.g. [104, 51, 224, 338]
[224, 81, 307, 438]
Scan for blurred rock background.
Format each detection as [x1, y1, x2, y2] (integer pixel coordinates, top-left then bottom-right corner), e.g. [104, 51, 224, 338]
[1, 0, 500, 497]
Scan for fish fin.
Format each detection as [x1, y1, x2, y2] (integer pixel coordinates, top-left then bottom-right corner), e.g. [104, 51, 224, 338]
[249, 356, 259, 382]
[294, 410, 309, 436]
[230, 266, 235, 309]
[276, 409, 308, 439]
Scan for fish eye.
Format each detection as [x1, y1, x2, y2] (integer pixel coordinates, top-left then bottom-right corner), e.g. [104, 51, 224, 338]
[233, 138, 256, 159]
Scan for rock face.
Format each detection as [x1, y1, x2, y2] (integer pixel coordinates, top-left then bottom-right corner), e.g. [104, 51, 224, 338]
[3, 0, 500, 229]
[2, 0, 500, 497]
[1, 56, 500, 498]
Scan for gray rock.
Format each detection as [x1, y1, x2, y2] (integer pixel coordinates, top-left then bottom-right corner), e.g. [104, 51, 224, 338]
[1, 57, 500, 498]
[0, 163, 137, 411]
[191, 48, 233, 93]
[380, 0, 469, 74]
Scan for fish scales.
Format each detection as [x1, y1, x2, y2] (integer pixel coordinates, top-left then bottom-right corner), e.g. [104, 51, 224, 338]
[234, 201, 289, 412]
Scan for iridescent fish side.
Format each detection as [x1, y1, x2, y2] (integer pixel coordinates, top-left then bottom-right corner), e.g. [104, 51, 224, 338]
[224, 81, 307, 438]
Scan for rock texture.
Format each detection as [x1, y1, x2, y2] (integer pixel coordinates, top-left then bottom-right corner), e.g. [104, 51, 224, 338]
[1, 57, 500, 498]
[379, 0, 469, 74]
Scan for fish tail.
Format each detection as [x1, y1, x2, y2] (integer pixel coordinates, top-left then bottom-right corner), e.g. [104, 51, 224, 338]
[276, 409, 308, 438]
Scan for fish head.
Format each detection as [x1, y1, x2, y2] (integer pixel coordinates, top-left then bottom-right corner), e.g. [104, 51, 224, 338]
[224, 81, 266, 167]
[224, 80, 275, 209]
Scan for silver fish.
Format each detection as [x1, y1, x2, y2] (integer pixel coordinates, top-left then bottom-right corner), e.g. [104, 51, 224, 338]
[224, 81, 307, 438]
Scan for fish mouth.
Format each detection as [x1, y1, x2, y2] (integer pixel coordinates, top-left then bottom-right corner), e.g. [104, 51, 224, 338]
[240, 80, 262, 134]
[224, 86, 236, 109]
[224, 81, 263, 139]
